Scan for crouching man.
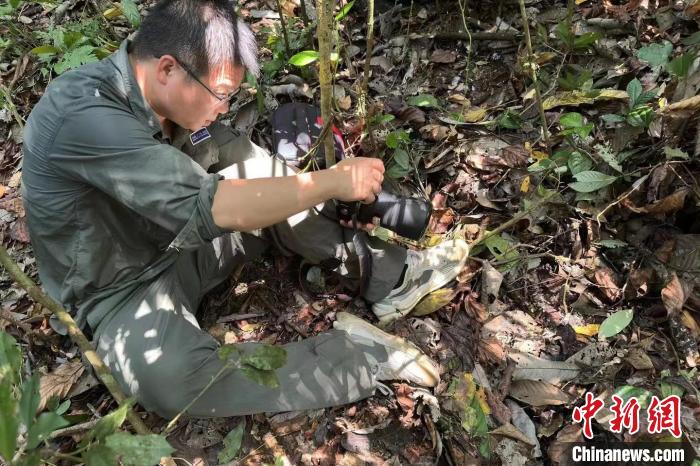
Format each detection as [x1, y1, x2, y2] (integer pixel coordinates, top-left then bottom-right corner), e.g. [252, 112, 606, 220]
[21, 0, 469, 419]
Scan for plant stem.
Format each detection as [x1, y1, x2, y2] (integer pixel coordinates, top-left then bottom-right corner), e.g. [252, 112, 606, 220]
[457, 0, 473, 87]
[517, 0, 551, 150]
[0, 245, 151, 436]
[316, 0, 335, 168]
[274, 0, 292, 59]
[357, 0, 374, 120]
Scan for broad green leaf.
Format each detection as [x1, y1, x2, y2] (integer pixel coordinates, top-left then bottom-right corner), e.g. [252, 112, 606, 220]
[497, 109, 522, 129]
[568, 151, 593, 175]
[19, 373, 40, 430]
[218, 344, 241, 361]
[555, 21, 574, 49]
[0, 332, 21, 385]
[595, 144, 622, 173]
[393, 148, 409, 169]
[636, 41, 672, 68]
[407, 94, 439, 108]
[83, 445, 118, 466]
[559, 112, 584, 129]
[636, 89, 658, 106]
[240, 345, 287, 371]
[27, 412, 69, 449]
[484, 234, 519, 271]
[659, 381, 685, 399]
[568, 170, 617, 193]
[218, 419, 245, 463]
[682, 31, 700, 46]
[8, 0, 21, 8]
[30, 45, 61, 56]
[88, 399, 134, 443]
[334, 0, 355, 21]
[104, 433, 174, 466]
[55, 399, 70, 416]
[626, 79, 642, 108]
[386, 130, 407, 149]
[289, 50, 319, 67]
[600, 114, 625, 125]
[558, 67, 592, 91]
[595, 239, 628, 248]
[664, 146, 690, 160]
[386, 163, 410, 179]
[612, 385, 652, 408]
[598, 309, 634, 339]
[54, 46, 98, 74]
[668, 52, 696, 78]
[120, 0, 140, 28]
[573, 32, 600, 50]
[0, 382, 18, 461]
[626, 105, 654, 128]
[240, 366, 279, 388]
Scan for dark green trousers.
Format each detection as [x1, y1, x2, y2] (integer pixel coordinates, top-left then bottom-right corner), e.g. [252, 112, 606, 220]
[92, 127, 405, 419]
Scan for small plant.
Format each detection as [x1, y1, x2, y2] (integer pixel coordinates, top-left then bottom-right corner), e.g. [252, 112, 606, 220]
[31, 22, 114, 76]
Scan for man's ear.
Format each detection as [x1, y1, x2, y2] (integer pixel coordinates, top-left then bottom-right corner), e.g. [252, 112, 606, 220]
[155, 55, 177, 85]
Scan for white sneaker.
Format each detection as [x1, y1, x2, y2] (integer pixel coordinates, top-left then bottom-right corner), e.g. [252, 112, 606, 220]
[333, 312, 440, 387]
[372, 239, 470, 323]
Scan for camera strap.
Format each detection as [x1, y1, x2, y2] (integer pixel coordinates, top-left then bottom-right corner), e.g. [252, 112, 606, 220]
[350, 214, 373, 298]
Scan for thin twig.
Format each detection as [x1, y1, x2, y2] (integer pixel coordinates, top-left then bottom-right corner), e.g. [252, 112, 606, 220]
[357, 0, 374, 120]
[274, 0, 292, 59]
[457, 0, 473, 86]
[0, 244, 152, 436]
[517, 0, 550, 150]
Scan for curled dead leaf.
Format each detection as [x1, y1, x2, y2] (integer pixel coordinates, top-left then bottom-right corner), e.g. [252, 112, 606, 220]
[508, 380, 571, 406]
[623, 188, 690, 216]
[419, 124, 456, 142]
[430, 49, 457, 64]
[661, 273, 692, 316]
[39, 361, 85, 411]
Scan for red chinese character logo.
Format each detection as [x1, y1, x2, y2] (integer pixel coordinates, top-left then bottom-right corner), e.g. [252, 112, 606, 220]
[572, 392, 605, 439]
[647, 395, 682, 438]
[609, 395, 641, 435]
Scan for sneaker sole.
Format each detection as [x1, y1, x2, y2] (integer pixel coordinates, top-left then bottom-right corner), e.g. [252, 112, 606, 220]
[373, 239, 470, 322]
[333, 312, 440, 387]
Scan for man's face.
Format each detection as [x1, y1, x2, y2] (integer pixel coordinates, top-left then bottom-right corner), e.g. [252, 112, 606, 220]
[153, 56, 245, 131]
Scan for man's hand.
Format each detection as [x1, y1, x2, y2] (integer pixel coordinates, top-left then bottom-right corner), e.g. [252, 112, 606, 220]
[329, 157, 385, 204]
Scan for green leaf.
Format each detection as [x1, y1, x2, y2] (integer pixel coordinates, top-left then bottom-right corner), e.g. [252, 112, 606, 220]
[659, 381, 685, 399]
[636, 89, 658, 106]
[598, 309, 634, 339]
[240, 366, 279, 388]
[407, 94, 440, 108]
[484, 234, 519, 271]
[595, 144, 622, 173]
[595, 239, 628, 248]
[218, 344, 242, 361]
[386, 163, 410, 179]
[568, 170, 617, 193]
[626, 105, 654, 128]
[0, 332, 21, 385]
[88, 399, 134, 443]
[612, 385, 653, 408]
[393, 148, 410, 169]
[600, 114, 625, 125]
[27, 412, 69, 449]
[568, 151, 593, 175]
[334, 0, 355, 21]
[54, 46, 98, 74]
[218, 419, 245, 463]
[497, 109, 522, 129]
[0, 382, 18, 461]
[386, 130, 409, 149]
[668, 52, 696, 78]
[560, 112, 584, 129]
[8, 0, 20, 9]
[289, 50, 319, 67]
[636, 41, 672, 68]
[240, 345, 287, 371]
[682, 31, 700, 46]
[30, 45, 61, 57]
[573, 32, 600, 50]
[104, 433, 174, 466]
[83, 445, 118, 466]
[555, 22, 574, 49]
[19, 373, 40, 430]
[626, 79, 642, 108]
[120, 0, 140, 28]
[664, 146, 690, 160]
[558, 66, 592, 91]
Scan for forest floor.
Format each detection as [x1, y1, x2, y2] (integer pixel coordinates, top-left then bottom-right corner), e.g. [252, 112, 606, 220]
[1, 0, 700, 464]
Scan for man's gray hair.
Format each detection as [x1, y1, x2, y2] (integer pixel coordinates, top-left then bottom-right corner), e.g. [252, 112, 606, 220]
[132, 0, 260, 78]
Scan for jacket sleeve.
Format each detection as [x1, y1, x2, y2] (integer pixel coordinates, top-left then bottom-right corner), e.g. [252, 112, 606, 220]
[49, 105, 232, 250]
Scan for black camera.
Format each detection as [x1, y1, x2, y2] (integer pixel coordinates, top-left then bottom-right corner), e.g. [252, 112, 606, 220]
[336, 190, 432, 240]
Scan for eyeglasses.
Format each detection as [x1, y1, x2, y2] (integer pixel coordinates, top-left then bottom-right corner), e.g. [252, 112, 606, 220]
[173, 56, 240, 105]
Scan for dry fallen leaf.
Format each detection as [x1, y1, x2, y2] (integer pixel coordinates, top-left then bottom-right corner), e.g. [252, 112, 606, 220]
[623, 188, 690, 216]
[510, 352, 580, 386]
[625, 346, 654, 370]
[661, 273, 692, 316]
[508, 380, 571, 406]
[337, 95, 352, 111]
[39, 360, 85, 411]
[430, 49, 457, 64]
[419, 124, 456, 142]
